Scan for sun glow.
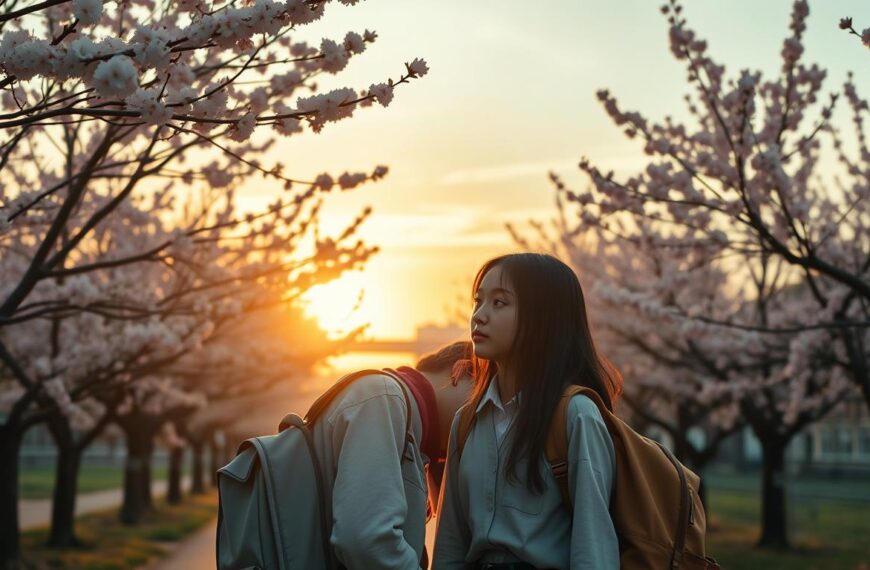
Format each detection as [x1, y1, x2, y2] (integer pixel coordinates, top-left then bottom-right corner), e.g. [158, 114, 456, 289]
[301, 271, 371, 339]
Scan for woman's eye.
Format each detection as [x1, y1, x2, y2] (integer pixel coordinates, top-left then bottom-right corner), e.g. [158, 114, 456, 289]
[494, 299, 506, 307]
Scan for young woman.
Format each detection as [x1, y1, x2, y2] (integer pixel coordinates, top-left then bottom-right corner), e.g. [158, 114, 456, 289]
[432, 253, 623, 570]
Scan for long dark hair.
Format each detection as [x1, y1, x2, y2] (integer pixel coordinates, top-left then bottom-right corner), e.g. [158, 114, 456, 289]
[469, 252, 623, 492]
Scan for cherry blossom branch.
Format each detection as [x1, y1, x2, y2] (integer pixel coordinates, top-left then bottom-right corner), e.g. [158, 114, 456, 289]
[0, 0, 69, 23]
[0, 126, 119, 318]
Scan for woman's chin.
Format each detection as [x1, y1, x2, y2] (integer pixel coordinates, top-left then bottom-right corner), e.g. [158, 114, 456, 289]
[472, 345, 495, 360]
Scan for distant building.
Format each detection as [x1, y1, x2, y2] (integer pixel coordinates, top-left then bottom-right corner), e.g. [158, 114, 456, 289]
[709, 396, 870, 477]
[804, 397, 870, 475]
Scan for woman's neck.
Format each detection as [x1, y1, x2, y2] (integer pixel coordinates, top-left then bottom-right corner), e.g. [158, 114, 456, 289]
[495, 361, 518, 404]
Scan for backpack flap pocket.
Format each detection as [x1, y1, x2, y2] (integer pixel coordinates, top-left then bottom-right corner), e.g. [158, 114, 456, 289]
[219, 446, 258, 483]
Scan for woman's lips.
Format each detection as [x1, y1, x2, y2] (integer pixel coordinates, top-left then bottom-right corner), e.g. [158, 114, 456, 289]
[472, 331, 488, 342]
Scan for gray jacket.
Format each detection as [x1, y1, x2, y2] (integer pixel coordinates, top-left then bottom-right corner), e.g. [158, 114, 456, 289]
[311, 372, 429, 570]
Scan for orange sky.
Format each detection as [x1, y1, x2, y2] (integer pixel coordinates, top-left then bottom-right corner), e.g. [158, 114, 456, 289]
[235, 0, 870, 340]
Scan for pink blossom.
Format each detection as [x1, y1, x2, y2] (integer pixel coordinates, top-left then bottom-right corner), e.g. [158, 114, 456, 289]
[177, 0, 205, 12]
[274, 114, 303, 137]
[204, 164, 234, 187]
[270, 70, 303, 94]
[285, 0, 324, 25]
[338, 172, 367, 190]
[314, 173, 334, 190]
[192, 85, 229, 117]
[368, 82, 393, 107]
[320, 38, 349, 73]
[296, 87, 357, 132]
[185, 15, 218, 45]
[249, 87, 269, 113]
[248, 0, 284, 35]
[407, 57, 428, 77]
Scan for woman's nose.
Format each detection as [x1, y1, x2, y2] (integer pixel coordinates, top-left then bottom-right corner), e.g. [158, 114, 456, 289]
[472, 307, 486, 325]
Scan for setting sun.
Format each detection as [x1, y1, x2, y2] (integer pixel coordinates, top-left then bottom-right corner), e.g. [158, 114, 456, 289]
[301, 270, 370, 339]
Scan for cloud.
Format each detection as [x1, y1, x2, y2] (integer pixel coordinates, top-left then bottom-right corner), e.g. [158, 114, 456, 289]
[440, 158, 579, 186]
[439, 152, 649, 187]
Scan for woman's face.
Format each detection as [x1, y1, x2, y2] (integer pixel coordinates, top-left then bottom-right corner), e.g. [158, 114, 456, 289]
[471, 265, 518, 363]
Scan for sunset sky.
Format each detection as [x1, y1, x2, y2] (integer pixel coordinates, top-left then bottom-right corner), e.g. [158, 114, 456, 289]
[237, 0, 870, 340]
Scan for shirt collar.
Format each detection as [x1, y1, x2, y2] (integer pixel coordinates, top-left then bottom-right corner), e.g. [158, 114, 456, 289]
[475, 376, 519, 415]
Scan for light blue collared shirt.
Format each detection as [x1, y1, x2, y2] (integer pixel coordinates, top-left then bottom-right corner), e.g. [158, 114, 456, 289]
[311, 373, 428, 570]
[433, 388, 619, 570]
[475, 376, 518, 445]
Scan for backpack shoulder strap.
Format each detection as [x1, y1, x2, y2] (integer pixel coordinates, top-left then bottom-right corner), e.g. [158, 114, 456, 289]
[380, 369, 414, 459]
[297, 368, 413, 459]
[303, 368, 387, 425]
[545, 385, 611, 511]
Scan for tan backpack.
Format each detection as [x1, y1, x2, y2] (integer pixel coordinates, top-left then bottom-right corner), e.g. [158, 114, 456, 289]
[457, 384, 720, 570]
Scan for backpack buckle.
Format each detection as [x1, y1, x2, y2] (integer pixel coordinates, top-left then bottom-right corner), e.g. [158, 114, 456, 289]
[550, 460, 568, 479]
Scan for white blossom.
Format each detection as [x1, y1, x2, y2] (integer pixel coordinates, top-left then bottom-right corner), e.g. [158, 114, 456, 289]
[230, 112, 256, 142]
[73, 0, 103, 25]
[131, 26, 172, 70]
[125, 88, 173, 125]
[344, 31, 366, 54]
[91, 56, 139, 98]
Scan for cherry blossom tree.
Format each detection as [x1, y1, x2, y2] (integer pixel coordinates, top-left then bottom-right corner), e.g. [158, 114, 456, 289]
[2, 182, 373, 545]
[116, 299, 348, 522]
[572, 0, 869, 410]
[0, 0, 426, 564]
[521, 176, 855, 547]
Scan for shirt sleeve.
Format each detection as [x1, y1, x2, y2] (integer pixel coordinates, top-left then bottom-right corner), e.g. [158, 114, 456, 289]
[431, 411, 472, 570]
[329, 379, 421, 570]
[566, 396, 620, 570]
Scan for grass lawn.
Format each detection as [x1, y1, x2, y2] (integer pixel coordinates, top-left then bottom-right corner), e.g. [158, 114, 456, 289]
[20, 492, 217, 569]
[706, 487, 870, 570]
[20, 464, 169, 500]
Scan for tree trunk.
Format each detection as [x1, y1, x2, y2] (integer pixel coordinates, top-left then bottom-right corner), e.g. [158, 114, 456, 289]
[0, 425, 23, 570]
[842, 330, 869, 413]
[119, 425, 156, 525]
[758, 437, 789, 549]
[191, 440, 205, 495]
[167, 446, 183, 505]
[46, 414, 83, 548]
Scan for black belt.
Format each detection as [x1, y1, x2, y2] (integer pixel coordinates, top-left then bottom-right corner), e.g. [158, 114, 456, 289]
[475, 562, 537, 570]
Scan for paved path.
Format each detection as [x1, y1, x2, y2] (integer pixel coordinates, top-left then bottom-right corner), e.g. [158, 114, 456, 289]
[19, 477, 189, 530]
[143, 518, 217, 570]
[144, 517, 438, 570]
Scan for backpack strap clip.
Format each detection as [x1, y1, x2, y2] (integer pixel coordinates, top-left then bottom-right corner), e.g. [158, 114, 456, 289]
[549, 460, 568, 479]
